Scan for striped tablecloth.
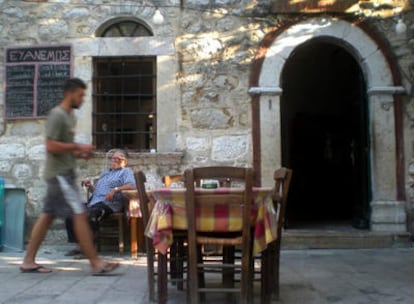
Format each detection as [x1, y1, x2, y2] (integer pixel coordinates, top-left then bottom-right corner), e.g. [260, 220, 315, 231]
[143, 187, 278, 255]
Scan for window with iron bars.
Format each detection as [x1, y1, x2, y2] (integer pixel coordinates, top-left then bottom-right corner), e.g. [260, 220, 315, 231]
[92, 57, 156, 151]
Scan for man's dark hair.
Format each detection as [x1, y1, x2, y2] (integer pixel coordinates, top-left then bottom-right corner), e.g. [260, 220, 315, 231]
[63, 78, 87, 93]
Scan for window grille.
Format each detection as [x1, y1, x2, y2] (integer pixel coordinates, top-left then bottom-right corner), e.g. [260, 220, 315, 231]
[92, 57, 156, 151]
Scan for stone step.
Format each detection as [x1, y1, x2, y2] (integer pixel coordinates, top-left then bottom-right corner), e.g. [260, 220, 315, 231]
[282, 230, 413, 249]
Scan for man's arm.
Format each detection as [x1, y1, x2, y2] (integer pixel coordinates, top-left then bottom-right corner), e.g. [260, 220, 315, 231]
[105, 183, 135, 202]
[105, 168, 137, 201]
[46, 139, 78, 154]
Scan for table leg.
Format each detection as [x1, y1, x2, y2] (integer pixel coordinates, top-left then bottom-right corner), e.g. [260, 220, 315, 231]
[170, 242, 177, 285]
[158, 252, 168, 304]
[130, 218, 138, 259]
[223, 246, 235, 286]
[177, 240, 184, 291]
[137, 218, 145, 253]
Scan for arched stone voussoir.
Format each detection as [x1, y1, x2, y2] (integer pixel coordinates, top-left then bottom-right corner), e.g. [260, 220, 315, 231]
[258, 17, 392, 89]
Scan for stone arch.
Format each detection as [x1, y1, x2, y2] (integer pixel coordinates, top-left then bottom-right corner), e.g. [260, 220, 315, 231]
[258, 18, 393, 89]
[95, 16, 153, 37]
[249, 17, 407, 232]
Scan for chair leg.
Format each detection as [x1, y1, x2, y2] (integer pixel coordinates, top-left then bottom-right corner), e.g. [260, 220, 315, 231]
[240, 241, 253, 304]
[272, 242, 281, 301]
[197, 245, 205, 302]
[188, 243, 200, 304]
[170, 242, 177, 286]
[158, 252, 168, 304]
[261, 247, 272, 304]
[118, 216, 124, 255]
[196, 245, 205, 288]
[147, 240, 156, 302]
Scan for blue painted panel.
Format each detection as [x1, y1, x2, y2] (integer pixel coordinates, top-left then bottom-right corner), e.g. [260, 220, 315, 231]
[4, 188, 27, 251]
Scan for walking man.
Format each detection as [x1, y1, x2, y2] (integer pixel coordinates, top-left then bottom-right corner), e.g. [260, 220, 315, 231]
[20, 78, 119, 274]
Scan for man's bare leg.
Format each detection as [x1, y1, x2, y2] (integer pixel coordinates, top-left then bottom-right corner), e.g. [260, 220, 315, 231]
[21, 213, 54, 270]
[72, 212, 119, 272]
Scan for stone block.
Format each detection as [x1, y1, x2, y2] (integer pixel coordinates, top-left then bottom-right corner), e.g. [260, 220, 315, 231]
[212, 135, 248, 162]
[63, 7, 89, 19]
[371, 224, 407, 232]
[239, 113, 248, 126]
[190, 37, 222, 59]
[3, 7, 24, 18]
[0, 143, 25, 159]
[0, 160, 12, 172]
[186, 137, 208, 151]
[190, 108, 232, 129]
[213, 75, 239, 90]
[9, 121, 42, 137]
[28, 145, 46, 160]
[39, 20, 69, 40]
[186, 0, 210, 6]
[12, 163, 33, 179]
[371, 201, 407, 232]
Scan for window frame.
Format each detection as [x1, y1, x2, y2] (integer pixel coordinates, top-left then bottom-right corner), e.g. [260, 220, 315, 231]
[92, 56, 157, 151]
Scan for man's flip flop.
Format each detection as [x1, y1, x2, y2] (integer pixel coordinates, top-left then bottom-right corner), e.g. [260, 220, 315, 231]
[92, 262, 120, 276]
[20, 265, 52, 274]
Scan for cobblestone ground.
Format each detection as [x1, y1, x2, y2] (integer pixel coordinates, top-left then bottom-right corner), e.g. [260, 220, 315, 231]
[0, 246, 413, 304]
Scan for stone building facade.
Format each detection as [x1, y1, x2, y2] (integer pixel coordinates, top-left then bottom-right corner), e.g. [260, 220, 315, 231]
[0, 0, 413, 243]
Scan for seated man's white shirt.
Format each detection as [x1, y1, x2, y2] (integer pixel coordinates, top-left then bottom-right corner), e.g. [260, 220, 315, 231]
[89, 167, 136, 212]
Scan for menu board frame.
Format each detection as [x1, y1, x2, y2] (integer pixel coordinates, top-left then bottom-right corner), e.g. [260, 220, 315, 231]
[4, 44, 73, 120]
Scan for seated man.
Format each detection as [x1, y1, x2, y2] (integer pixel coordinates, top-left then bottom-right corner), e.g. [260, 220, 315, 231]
[65, 149, 136, 256]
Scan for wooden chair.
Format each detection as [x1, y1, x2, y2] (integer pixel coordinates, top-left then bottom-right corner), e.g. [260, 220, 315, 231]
[135, 171, 156, 301]
[95, 212, 125, 254]
[260, 167, 293, 303]
[184, 167, 254, 304]
[86, 179, 126, 254]
[162, 174, 185, 290]
[134, 171, 186, 303]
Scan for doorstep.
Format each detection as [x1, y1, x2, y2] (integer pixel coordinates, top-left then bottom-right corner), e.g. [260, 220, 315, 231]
[282, 229, 412, 249]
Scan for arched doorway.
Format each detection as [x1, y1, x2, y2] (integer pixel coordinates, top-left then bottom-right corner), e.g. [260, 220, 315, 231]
[280, 39, 371, 228]
[249, 18, 408, 233]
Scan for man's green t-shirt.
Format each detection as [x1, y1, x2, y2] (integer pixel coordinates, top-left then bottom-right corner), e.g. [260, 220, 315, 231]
[44, 106, 76, 180]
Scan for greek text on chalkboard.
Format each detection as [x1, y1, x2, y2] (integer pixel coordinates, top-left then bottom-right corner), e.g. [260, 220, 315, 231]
[6, 46, 71, 63]
[5, 45, 72, 119]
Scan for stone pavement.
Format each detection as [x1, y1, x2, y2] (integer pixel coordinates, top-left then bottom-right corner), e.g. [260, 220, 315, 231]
[0, 246, 413, 304]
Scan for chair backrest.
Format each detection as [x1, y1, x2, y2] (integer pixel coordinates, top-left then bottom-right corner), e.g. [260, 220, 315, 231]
[134, 171, 151, 227]
[162, 175, 182, 188]
[184, 167, 254, 239]
[273, 168, 293, 242]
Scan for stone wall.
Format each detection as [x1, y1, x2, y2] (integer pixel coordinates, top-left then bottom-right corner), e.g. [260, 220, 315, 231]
[0, 0, 413, 242]
[0, 0, 273, 242]
[173, 4, 274, 167]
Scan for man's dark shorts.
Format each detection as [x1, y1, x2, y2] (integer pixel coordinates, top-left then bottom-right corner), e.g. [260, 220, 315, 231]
[43, 172, 86, 218]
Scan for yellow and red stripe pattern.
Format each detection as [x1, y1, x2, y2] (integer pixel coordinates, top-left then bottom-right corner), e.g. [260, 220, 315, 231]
[145, 188, 278, 255]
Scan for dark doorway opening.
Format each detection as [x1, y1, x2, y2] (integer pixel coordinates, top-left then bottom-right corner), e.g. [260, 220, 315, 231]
[281, 39, 371, 229]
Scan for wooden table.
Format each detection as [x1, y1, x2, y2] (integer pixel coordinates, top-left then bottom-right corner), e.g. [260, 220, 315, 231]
[147, 187, 277, 255]
[124, 187, 279, 303]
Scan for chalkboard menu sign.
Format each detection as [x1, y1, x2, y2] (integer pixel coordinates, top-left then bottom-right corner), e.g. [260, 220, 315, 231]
[5, 45, 72, 119]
